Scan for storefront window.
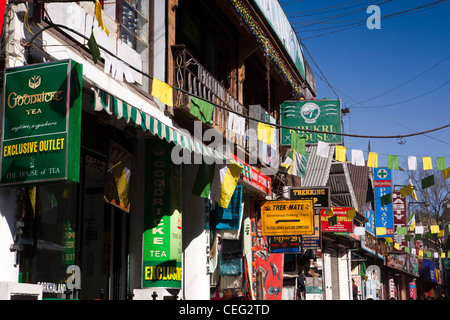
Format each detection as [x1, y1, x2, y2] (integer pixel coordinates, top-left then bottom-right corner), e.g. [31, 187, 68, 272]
[19, 183, 78, 299]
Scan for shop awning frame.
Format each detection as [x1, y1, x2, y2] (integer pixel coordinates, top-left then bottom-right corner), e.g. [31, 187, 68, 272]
[93, 88, 229, 161]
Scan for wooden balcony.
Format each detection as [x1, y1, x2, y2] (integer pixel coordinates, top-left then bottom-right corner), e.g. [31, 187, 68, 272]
[171, 45, 248, 151]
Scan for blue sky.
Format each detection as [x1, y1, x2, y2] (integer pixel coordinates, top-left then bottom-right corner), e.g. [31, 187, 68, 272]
[280, 0, 450, 182]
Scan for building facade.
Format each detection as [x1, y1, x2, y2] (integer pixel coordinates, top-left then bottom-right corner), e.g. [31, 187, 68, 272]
[0, 0, 446, 301]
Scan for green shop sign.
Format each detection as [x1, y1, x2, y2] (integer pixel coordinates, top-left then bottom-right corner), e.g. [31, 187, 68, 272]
[1, 60, 82, 186]
[142, 139, 182, 288]
[280, 100, 342, 145]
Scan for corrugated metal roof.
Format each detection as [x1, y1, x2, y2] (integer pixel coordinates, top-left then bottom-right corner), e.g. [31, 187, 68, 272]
[328, 161, 358, 210]
[348, 163, 370, 214]
[300, 145, 335, 187]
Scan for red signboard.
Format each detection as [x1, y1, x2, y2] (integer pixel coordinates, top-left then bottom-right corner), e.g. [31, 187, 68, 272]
[374, 180, 392, 188]
[231, 154, 271, 195]
[320, 207, 354, 233]
[251, 217, 283, 300]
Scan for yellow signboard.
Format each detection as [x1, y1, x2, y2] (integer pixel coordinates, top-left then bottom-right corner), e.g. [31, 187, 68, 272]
[261, 199, 314, 236]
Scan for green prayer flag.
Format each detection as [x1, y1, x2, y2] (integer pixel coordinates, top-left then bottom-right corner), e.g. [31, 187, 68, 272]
[421, 175, 434, 189]
[387, 155, 399, 170]
[190, 96, 214, 125]
[380, 193, 392, 206]
[360, 261, 366, 276]
[405, 246, 410, 253]
[396, 226, 407, 235]
[427, 251, 432, 258]
[405, 235, 411, 241]
[88, 29, 101, 64]
[425, 232, 432, 239]
[415, 234, 422, 240]
[291, 133, 306, 155]
[192, 162, 215, 198]
[298, 151, 310, 178]
[328, 215, 337, 226]
[436, 157, 447, 170]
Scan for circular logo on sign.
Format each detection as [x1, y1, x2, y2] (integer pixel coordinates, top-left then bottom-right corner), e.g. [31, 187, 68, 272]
[300, 102, 320, 124]
[377, 169, 388, 179]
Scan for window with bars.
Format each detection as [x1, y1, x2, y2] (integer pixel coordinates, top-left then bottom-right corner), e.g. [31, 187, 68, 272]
[102, 0, 149, 53]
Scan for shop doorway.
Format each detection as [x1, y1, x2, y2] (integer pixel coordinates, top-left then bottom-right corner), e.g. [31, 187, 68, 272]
[80, 150, 129, 300]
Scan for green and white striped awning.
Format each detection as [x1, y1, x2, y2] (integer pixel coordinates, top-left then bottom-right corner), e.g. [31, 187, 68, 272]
[93, 88, 229, 161]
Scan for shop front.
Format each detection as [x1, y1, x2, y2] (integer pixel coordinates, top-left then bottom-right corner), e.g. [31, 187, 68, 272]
[0, 59, 231, 300]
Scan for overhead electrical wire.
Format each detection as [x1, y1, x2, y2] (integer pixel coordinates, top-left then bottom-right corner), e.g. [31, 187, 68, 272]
[297, 36, 450, 145]
[348, 54, 450, 106]
[352, 80, 450, 109]
[23, 23, 450, 141]
[291, 0, 391, 27]
[289, 0, 449, 39]
[287, 0, 375, 18]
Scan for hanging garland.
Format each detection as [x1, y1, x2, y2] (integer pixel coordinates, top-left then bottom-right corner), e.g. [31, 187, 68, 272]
[230, 0, 303, 96]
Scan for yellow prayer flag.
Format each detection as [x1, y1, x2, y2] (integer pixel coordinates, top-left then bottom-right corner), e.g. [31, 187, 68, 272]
[385, 237, 392, 244]
[152, 78, 173, 107]
[111, 161, 130, 208]
[438, 229, 444, 237]
[29, 187, 36, 217]
[210, 162, 243, 209]
[346, 208, 356, 219]
[367, 152, 378, 168]
[442, 252, 446, 259]
[335, 146, 346, 162]
[422, 157, 433, 170]
[257, 123, 274, 145]
[419, 250, 423, 258]
[376, 227, 386, 235]
[94, 0, 110, 36]
[394, 242, 400, 250]
[443, 167, 450, 180]
[430, 225, 439, 234]
[400, 184, 413, 198]
[408, 179, 418, 201]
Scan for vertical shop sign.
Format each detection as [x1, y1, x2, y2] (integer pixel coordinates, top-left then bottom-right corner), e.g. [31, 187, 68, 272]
[1, 60, 82, 185]
[374, 168, 394, 237]
[392, 191, 407, 252]
[365, 209, 375, 235]
[142, 139, 182, 288]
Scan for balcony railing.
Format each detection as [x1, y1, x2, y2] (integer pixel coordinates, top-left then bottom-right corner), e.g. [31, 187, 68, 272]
[171, 45, 248, 150]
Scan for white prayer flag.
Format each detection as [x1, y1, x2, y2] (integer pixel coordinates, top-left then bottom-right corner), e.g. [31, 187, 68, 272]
[354, 226, 365, 236]
[408, 156, 417, 171]
[317, 141, 330, 158]
[351, 149, 365, 166]
[415, 226, 424, 234]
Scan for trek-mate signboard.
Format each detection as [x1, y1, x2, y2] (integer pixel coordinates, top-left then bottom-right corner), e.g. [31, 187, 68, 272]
[261, 199, 314, 236]
[1, 60, 82, 186]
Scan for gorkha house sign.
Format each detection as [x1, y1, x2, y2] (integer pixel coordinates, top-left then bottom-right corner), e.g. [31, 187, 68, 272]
[1, 60, 82, 186]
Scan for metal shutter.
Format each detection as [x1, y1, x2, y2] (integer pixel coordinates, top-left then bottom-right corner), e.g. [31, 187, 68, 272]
[329, 248, 340, 300]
